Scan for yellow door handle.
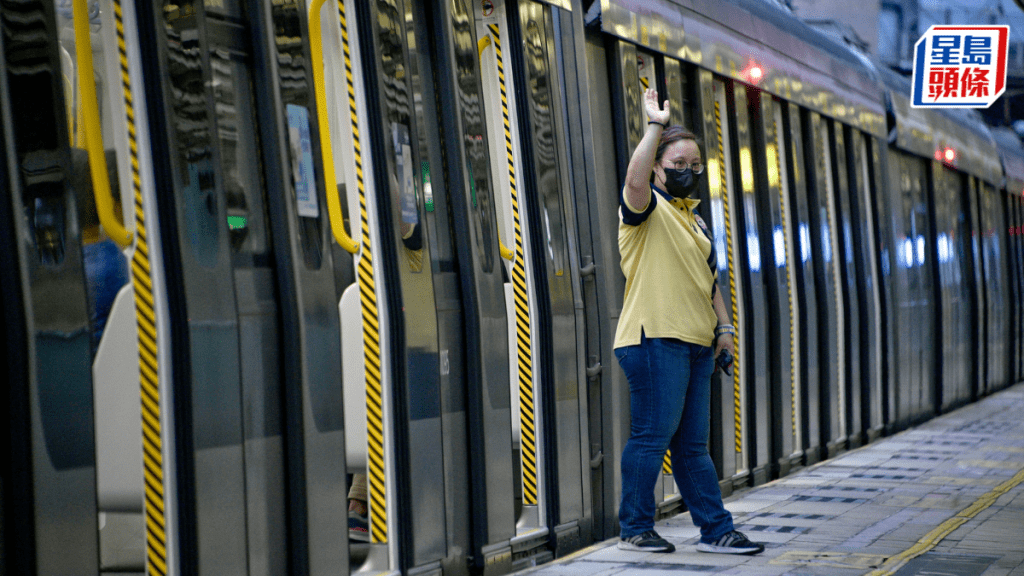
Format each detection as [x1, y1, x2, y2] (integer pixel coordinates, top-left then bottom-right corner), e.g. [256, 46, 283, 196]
[73, 0, 132, 248]
[309, 0, 358, 254]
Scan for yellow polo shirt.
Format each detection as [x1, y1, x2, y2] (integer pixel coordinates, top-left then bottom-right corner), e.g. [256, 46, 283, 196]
[614, 184, 719, 349]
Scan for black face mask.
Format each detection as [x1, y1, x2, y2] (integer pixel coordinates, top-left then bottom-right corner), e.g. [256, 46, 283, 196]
[662, 167, 701, 199]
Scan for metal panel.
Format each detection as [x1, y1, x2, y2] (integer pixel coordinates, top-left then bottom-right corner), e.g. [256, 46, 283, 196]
[250, 0, 354, 572]
[582, 31, 631, 540]
[830, 126, 862, 448]
[732, 84, 771, 486]
[596, 0, 886, 136]
[868, 137, 897, 434]
[806, 113, 845, 456]
[785, 105, 823, 465]
[513, 1, 586, 552]
[551, 3, 596, 548]
[476, 0, 547, 542]
[881, 68, 1002, 184]
[751, 93, 797, 478]
[697, 71, 748, 489]
[0, 0, 99, 570]
[848, 130, 884, 440]
[361, 0, 448, 567]
[968, 179, 986, 399]
[432, 0, 516, 571]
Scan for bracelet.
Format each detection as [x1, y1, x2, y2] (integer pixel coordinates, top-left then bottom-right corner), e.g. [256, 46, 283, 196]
[648, 120, 666, 128]
[714, 324, 736, 335]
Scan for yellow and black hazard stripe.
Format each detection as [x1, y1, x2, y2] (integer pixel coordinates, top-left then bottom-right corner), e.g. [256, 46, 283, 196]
[714, 100, 743, 455]
[113, 1, 167, 573]
[485, 23, 538, 506]
[770, 115, 797, 440]
[338, 0, 386, 544]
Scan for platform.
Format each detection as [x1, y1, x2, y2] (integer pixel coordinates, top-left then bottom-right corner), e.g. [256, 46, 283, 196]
[517, 383, 1024, 576]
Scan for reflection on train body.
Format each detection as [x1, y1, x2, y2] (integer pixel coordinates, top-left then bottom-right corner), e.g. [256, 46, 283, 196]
[3, 0, 1024, 575]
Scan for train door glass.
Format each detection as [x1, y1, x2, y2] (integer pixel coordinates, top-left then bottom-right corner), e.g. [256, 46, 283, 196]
[514, 0, 588, 549]
[769, 98, 802, 472]
[52, 0, 157, 571]
[983, 184, 1009, 389]
[830, 124, 861, 447]
[807, 114, 845, 454]
[785, 106, 823, 464]
[359, 0, 451, 568]
[474, 0, 548, 536]
[3, 0, 106, 570]
[702, 74, 749, 487]
[851, 131, 884, 437]
[733, 83, 772, 484]
[312, 0, 405, 568]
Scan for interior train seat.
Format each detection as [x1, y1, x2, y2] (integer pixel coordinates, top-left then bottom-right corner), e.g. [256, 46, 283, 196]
[92, 282, 146, 571]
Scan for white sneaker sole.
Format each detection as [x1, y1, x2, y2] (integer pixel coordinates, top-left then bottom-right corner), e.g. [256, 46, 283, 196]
[696, 542, 763, 555]
[618, 540, 675, 553]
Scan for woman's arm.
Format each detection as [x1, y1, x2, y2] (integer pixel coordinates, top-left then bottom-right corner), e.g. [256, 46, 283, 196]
[623, 88, 670, 212]
[712, 286, 735, 359]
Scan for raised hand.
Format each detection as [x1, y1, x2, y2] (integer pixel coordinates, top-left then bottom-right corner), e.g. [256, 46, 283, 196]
[644, 88, 670, 126]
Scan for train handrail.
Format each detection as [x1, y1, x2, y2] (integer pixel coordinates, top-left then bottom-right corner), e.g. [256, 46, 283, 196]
[308, 0, 359, 254]
[72, 0, 132, 248]
[477, 35, 514, 263]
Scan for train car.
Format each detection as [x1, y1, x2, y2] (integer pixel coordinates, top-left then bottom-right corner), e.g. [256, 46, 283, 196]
[1, 0, 1020, 575]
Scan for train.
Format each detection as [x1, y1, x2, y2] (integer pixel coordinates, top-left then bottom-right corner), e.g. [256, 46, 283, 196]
[3, 0, 1023, 574]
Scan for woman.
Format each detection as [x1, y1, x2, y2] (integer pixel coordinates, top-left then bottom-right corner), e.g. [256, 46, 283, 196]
[614, 88, 763, 555]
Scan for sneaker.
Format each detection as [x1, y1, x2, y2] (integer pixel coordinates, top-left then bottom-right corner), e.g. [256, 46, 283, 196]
[696, 530, 764, 555]
[617, 530, 675, 553]
[348, 510, 369, 542]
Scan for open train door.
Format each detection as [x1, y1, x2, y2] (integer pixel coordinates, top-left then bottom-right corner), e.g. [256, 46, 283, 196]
[0, 1, 100, 571]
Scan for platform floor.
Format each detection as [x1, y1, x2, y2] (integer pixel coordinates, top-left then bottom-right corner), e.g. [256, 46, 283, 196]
[519, 383, 1024, 576]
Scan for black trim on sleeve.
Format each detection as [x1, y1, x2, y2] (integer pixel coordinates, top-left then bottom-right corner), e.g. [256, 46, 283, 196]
[619, 184, 657, 226]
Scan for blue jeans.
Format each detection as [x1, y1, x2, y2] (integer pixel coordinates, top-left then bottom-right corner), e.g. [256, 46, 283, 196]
[615, 333, 733, 542]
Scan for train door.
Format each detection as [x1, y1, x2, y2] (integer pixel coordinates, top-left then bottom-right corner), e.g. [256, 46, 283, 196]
[784, 106, 824, 465]
[967, 178, 987, 399]
[749, 93, 801, 478]
[429, 0, 524, 572]
[695, 73, 751, 491]
[46, 0, 172, 571]
[930, 163, 969, 411]
[1011, 195, 1019, 381]
[828, 125, 862, 448]
[580, 29, 631, 540]
[868, 137, 897, 432]
[476, 0, 592, 561]
[474, 0, 551, 558]
[133, 0, 350, 572]
[319, 0, 479, 572]
[0, 0, 101, 571]
[806, 113, 846, 456]
[729, 83, 775, 485]
[507, 0, 591, 556]
[848, 130, 884, 439]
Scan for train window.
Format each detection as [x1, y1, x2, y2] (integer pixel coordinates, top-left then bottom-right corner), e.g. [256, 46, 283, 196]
[372, 0, 427, 273]
[518, 2, 568, 278]
[211, 49, 269, 257]
[54, 0, 131, 244]
[451, 0, 496, 274]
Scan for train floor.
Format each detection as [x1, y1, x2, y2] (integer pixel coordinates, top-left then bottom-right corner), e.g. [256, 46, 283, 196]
[518, 382, 1024, 576]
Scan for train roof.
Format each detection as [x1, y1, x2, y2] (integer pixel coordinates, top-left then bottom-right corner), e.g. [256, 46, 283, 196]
[592, 0, 886, 135]
[879, 67, 1002, 183]
[992, 127, 1024, 195]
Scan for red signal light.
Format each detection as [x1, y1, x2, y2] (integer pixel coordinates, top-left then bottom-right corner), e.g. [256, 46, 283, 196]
[944, 148, 956, 163]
